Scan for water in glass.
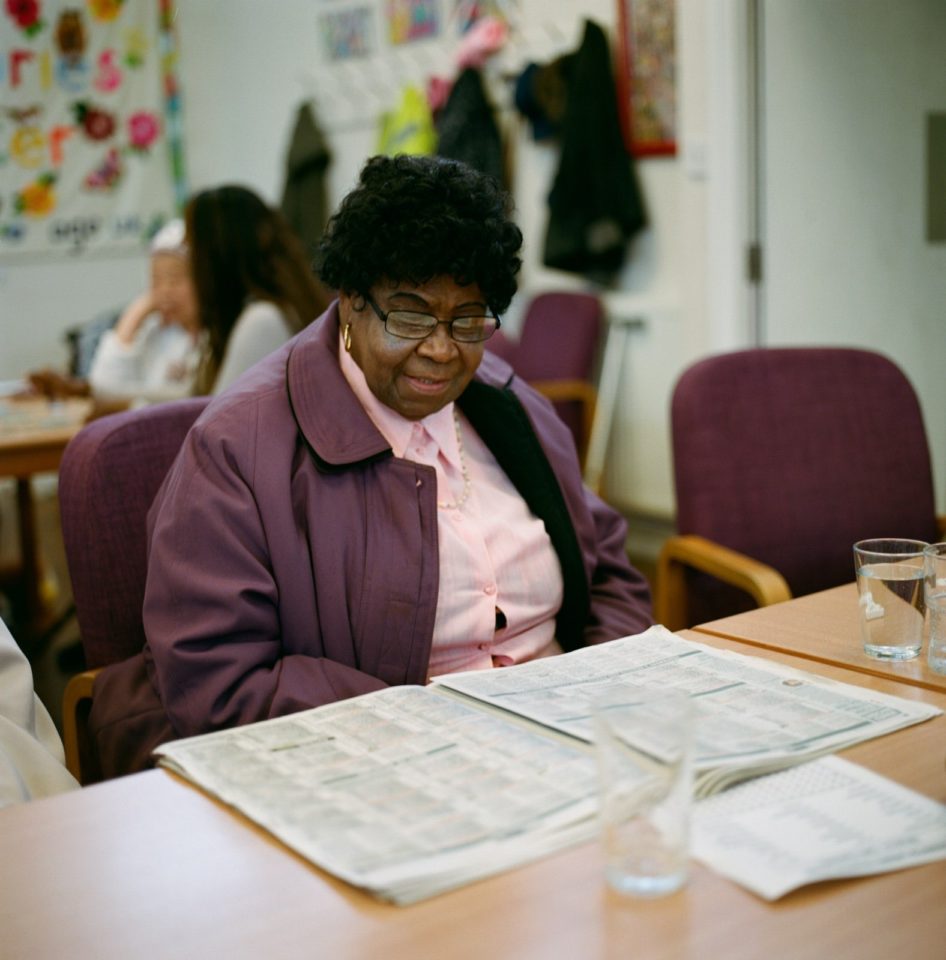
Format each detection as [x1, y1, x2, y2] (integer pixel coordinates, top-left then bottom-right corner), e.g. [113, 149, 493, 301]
[855, 562, 924, 659]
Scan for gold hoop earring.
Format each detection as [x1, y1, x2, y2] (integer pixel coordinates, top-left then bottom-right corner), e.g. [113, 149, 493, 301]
[343, 323, 352, 352]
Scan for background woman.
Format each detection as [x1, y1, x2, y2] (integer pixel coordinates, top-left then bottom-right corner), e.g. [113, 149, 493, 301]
[32, 187, 326, 404]
[185, 184, 330, 394]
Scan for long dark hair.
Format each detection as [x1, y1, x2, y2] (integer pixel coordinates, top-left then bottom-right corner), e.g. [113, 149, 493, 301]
[186, 185, 329, 390]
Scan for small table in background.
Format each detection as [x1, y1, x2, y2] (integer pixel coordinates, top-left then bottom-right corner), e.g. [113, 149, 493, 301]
[0, 396, 93, 656]
[692, 582, 946, 693]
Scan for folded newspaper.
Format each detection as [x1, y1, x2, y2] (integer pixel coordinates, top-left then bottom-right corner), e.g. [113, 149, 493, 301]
[693, 754, 946, 899]
[155, 625, 941, 904]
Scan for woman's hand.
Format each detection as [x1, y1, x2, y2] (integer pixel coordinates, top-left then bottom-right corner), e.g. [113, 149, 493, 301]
[113, 290, 158, 345]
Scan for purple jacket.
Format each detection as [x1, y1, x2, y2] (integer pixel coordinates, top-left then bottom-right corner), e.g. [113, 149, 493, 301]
[90, 304, 652, 776]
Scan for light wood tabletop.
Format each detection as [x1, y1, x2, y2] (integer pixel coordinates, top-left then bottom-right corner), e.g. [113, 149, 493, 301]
[1, 630, 944, 960]
[693, 584, 946, 693]
[0, 397, 93, 476]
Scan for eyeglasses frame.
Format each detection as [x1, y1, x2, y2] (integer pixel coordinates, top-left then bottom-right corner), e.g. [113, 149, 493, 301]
[363, 293, 501, 343]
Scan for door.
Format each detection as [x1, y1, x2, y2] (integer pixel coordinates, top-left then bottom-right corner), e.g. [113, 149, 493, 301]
[756, 0, 946, 511]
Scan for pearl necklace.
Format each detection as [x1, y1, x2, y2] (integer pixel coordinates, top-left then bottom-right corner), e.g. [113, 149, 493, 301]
[437, 409, 472, 510]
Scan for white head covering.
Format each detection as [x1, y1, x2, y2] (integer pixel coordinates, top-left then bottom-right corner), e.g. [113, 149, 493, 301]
[149, 218, 187, 257]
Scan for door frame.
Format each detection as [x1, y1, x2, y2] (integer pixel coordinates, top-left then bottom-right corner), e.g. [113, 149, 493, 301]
[703, 0, 760, 351]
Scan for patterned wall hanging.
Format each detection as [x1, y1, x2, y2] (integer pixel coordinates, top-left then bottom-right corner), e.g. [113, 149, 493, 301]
[0, 0, 185, 259]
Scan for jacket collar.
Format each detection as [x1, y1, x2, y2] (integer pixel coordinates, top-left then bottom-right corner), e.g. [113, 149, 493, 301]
[286, 300, 515, 469]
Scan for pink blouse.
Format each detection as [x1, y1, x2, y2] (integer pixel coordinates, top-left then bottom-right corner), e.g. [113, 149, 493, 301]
[339, 336, 564, 676]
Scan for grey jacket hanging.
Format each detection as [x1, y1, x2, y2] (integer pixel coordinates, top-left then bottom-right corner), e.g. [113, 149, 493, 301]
[280, 102, 331, 257]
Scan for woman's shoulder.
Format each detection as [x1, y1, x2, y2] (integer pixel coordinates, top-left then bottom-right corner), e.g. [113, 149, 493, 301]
[186, 370, 296, 472]
[233, 299, 291, 334]
[212, 301, 293, 394]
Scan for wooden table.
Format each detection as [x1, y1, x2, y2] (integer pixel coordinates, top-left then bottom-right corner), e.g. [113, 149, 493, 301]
[1, 631, 944, 960]
[0, 398, 92, 653]
[694, 583, 946, 693]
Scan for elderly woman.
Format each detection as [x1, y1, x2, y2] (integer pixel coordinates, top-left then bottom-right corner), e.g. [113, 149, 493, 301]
[90, 155, 652, 776]
[26, 219, 200, 405]
[87, 218, 202, 405]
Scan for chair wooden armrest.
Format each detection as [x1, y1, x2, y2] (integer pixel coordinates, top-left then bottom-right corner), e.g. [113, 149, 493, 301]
[937, 515, 946, 539]
[529, 379, 597, 468]
[655, 534, 793, 631]
[62, 667, 102, 784]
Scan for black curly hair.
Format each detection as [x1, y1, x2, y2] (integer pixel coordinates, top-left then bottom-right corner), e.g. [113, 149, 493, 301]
[315, 155, 523, 315]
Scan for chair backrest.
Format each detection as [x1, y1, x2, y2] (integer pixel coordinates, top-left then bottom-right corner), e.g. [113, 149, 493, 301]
[58, 397, 210, 669]
[513, 291, 603, 382]
[671, 347, 938, 620]
[64, 307, 120, 377]
[489, 291, 603, 456]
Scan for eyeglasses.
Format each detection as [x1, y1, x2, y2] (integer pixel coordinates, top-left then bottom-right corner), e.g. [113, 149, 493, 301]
[365, 294, 501, 343]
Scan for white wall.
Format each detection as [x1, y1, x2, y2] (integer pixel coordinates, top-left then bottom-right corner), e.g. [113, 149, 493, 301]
[0, 251, 150, 376]
[761, 0, 946, 511]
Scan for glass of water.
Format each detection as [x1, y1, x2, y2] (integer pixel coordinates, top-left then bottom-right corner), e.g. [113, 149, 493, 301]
[593, 687, 693, 897]
[925, 543, 946, 675]
[853, 538, 928, 660]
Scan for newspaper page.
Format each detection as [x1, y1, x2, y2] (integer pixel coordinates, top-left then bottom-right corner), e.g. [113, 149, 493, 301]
[156, 684, 599, 904]
[693, 755, 946, 899]
[433, 626, 941, 796]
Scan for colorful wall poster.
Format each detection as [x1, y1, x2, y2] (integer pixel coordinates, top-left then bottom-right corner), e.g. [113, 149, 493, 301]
[386, 0, 439, 45]
[319, 5, 374, 61]
[0, 0, 183, 259]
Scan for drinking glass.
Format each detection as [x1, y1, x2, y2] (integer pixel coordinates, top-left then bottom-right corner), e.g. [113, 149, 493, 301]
[593, 687, 693, 897]
[925, 543, 946, 675]
[853, 538, 928, 660]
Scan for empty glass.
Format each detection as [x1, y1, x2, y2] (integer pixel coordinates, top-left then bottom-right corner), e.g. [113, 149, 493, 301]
[593, 687, 693, 897]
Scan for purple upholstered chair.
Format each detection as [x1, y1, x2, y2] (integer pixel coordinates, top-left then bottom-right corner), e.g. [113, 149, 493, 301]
[487, 291, 603, 467]
[58, 397, 210, 782]
[655, 347, 943, 630]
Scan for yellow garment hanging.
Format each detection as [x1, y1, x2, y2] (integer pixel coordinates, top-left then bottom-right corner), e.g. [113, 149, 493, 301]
[376, 85, 437, 156]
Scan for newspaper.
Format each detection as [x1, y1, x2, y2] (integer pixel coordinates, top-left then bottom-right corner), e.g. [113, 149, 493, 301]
[433, 627, 941, 797]
[156, 684, 600, 903]
[155, 625, 941, 904]
[693, 755, 946, 899]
